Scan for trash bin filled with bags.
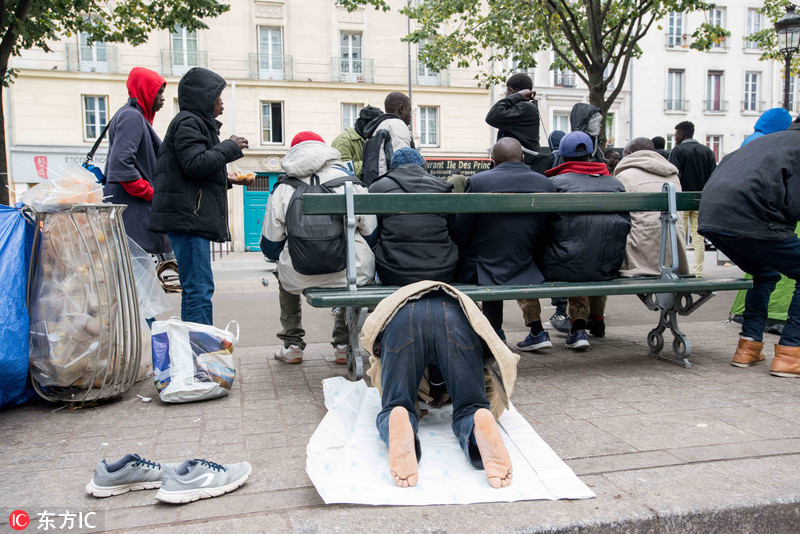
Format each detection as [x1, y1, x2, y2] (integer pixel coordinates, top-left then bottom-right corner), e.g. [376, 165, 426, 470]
[26, 204, 142, 403]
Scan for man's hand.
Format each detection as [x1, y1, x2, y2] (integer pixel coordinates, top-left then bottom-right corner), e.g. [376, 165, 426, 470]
[228, 172, 255, 186]
[230, 135, 249, 150]
[517, 89, 536, 101]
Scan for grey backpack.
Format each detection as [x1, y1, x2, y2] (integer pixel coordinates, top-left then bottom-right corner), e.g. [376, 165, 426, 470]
[279, 172, 361, 275]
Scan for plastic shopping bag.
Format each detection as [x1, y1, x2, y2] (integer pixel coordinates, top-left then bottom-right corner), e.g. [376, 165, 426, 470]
[127, 237, 172, 319]
[151, 318, 238, 403]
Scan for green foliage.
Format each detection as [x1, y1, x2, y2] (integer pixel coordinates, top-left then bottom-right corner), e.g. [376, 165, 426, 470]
[748, 0, 800, 75]
[0, 0, 230, 85]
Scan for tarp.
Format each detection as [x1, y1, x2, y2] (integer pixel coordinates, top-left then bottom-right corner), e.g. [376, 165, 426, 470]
[730, 222, 800, 332]
[0, 205, 35, 408]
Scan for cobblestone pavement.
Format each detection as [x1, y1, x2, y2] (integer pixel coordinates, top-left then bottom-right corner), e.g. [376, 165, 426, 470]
[2, 254, 799, 533]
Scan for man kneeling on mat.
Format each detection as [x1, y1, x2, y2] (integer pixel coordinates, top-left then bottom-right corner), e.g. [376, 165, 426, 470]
[360, 281, 520, 488]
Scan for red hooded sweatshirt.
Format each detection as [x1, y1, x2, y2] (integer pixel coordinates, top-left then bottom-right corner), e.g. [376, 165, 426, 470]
[120, 68, 165, 200]
[545, 161, 610, 178]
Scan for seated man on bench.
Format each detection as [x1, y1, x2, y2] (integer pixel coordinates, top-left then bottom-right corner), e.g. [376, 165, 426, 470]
[361, 281, 519, 488]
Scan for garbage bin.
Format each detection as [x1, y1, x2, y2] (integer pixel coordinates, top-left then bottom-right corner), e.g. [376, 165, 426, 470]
[26, 204, 141, 403]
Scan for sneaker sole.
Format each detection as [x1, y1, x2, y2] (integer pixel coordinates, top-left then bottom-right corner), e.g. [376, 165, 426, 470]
[731, 360, 763, 368]
[274, 351, 303, 364]
[85, 479, 161, 498]
[154, 465, 252, 504]
[566, 340, 591, 351]
[770, 371, 800, 378]
[516, 342, 553, 352]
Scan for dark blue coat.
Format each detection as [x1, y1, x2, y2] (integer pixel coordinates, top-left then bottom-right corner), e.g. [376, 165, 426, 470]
[103, 98, 171, 254]
[452, 161, 555, 286]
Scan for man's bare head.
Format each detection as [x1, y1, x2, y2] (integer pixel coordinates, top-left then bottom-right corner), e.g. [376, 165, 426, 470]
[491, 137, 523, 164]
[622, 137, 656, 157]
[385, 92, 412, 125]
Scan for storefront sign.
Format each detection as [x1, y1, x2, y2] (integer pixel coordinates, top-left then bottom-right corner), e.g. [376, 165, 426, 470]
[10, 147, 108, 184]
[424, 158, 493, 179]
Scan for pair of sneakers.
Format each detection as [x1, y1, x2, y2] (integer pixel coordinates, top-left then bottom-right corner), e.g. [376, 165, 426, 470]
[517, 329, 592, 352]
[86, 454, 251, 504]
[549, 310, 606, 338]
[274, 344, 349, 365]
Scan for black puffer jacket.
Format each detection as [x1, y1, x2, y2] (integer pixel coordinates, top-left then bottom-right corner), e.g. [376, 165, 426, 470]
[149, 68, 243, 242]
[368, 164, 458, 285]
[541, 167, 630, 282]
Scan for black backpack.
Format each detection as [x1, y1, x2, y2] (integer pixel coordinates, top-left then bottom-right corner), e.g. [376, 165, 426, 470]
[279, 172, 362, 276]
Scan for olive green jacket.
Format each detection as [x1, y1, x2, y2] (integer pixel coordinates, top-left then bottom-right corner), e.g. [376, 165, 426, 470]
[332, 127, 365, 178]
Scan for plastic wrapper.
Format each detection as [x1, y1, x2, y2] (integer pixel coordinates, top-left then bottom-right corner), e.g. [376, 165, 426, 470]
[128, 237, 172, 320]
[27, 204, 141, 403]
[151, 318, 238, 403]
[18, 164, 103, 209]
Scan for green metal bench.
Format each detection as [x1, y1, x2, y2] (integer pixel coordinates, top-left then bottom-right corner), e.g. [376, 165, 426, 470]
[302, 183, 752, 380]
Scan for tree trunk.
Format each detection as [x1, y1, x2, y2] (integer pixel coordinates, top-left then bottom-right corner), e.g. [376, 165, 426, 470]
[587, 70, 608, 153]
[0, 86, 8, 206]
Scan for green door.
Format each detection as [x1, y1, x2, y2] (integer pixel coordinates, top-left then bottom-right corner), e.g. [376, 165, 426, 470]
[243, 172, 280, 252]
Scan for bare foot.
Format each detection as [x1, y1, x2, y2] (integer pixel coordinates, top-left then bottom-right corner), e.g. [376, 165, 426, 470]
[388, 406, 418, 488]
[473, 408, 513, 488]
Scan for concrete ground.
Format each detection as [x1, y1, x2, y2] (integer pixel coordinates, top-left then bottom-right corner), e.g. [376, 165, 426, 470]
[2, 252, 800, 533]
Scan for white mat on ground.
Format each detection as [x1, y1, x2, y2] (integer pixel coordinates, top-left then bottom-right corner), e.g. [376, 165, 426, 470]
[306, 377, 595, 505]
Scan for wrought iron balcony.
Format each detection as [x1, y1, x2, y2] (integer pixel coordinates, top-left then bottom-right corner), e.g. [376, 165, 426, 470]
[703, 100, 729, 112]
[663, 99, 689, 112]
[413, 61, 449, 86]
[330, 57, 374, 84]
[553, 72, 576, 87]
[160, 49, 208, 77]
[665, 33, 689, 48]
[65, 43, 119, 74]
[741, 100, 766, 113]
[248, 54, 293, 81]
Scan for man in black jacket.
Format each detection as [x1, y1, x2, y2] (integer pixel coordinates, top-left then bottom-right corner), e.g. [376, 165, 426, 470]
[699, 120, 800, 378]
[369, 148, 458, 285]
[150, 67, 249, 325]
[453, 138, 555, 341]
[485, 73, 552, 174]
[668, 121, 716, 276]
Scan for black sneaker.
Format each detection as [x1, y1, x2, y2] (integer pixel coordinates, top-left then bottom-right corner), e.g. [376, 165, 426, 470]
[549, 307, 571, 334]
[587, 316, 606, 338]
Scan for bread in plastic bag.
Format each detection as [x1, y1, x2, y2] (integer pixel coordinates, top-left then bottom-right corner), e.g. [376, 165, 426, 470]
[18, 163, 104, 208]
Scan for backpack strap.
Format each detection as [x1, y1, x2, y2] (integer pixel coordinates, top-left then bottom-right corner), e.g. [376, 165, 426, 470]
[322, 175, 363, 190]
[84, 113, 115, 164]
[276, 175, 308, 191]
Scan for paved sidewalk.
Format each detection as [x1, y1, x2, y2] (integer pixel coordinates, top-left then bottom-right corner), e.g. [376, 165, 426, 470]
[2, 254, 799, 533]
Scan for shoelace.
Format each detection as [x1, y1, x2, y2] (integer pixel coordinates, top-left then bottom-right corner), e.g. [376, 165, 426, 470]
[190, 459, 226, 472]
[131, 454, 161, 470]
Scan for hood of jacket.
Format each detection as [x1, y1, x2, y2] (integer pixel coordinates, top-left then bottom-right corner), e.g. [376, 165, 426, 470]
[614, 150, 678, 178]
[362, 113, 403, 139]
[361, 281, 519, 420]
[177, 67, 226, 127]
[354, 105, 383, 139]
[570, 103, 603, 135]
[372, 164, 452, 193]
[126, 67, 165, 125]
[281, 141, 344, 178]
[545, 160, 610, 178]
[548, 130, 566, 150]
[753, 107, 792, 135]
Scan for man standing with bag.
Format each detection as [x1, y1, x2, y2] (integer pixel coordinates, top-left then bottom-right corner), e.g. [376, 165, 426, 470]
[104, 67, 171, 257]
[150, 67, 250, 326]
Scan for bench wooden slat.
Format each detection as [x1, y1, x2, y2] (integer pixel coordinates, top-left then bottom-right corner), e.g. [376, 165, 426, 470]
[304, 277, 752, 307]
[302, 192, 702, 215]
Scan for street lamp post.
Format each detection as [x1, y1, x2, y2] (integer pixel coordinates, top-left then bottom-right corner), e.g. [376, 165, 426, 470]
[775, 5, 800, 111]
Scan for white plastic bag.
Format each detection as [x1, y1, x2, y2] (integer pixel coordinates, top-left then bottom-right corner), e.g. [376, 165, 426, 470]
[151, 318, 238, 403]
[18, 163, 104, 209]
[127, 237, 172, 319]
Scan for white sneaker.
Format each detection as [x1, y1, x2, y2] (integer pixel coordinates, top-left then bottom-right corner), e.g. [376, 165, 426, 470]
[334, 344, 348, 365]
[155, 459, 251, 504]
[274, 344, 303, 364]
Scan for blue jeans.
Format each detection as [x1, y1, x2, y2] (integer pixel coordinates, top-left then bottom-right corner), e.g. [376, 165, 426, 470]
[703, 232, 800, 346]
[167, 231, 214, 325]
[376, 292, 490, 468]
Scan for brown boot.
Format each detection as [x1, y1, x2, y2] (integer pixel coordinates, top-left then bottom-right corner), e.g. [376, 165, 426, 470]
[770, 344, 800, 378]
[731, 338, 765, 368]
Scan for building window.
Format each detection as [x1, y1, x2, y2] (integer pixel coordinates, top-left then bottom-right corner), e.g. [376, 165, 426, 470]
[342, 103, 361, 131]
[665, 69, 686, 111]
[417, 39, 442, 85]
[743, 72, 761, 112]
[78, 32, 108, 72]
[83, 95, 108, 140]
[171, 26, 199, 76]
[667, 12, 686, 47]
[745, 8, 761, 49]
[340, 32, 363, 82]
[258, 27, 284, 80]
[261, 102, 284, 144]
[708, 8, 727, 48]
[705, 135, 722, 162]
[419, 106, 439, 147]
[552, 113, 570, 133]
[705, 71, 725, 111]
[553, 68, 576, 87]
[666, 134, 675, 150]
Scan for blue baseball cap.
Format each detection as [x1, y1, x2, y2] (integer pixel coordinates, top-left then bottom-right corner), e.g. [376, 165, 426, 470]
[559, 131, 594, 158]
[390, 147, 426, 168]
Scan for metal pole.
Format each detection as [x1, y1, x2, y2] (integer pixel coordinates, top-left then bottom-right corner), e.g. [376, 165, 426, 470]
[784, 53, 793, 111]
[407, 0, 413, 106]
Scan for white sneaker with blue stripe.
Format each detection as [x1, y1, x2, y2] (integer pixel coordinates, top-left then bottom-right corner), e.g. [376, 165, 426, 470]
[155, 458, 252, 504]
[85, 454, 163, 497]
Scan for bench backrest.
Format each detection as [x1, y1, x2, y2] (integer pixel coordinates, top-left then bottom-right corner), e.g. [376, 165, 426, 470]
[301, 191, 701, 215]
